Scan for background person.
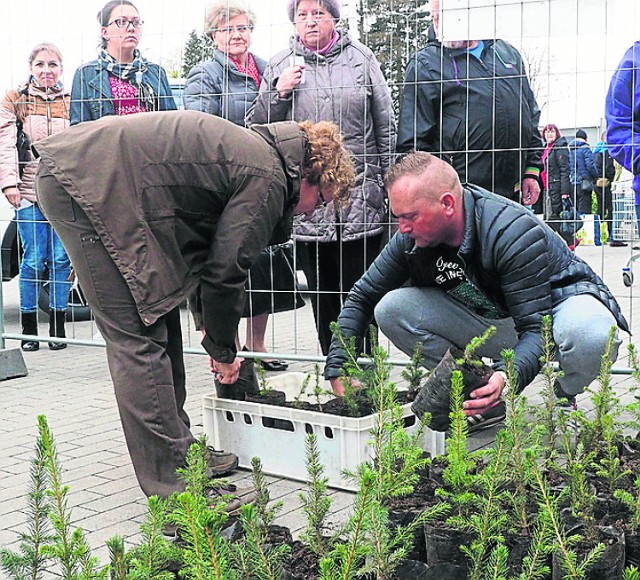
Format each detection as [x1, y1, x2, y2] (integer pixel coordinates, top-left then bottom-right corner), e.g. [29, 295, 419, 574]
[324, 152, 628, 430]
[593, 132, 627, 246]
[184, 0, 288, 372]
[606, 42, 640, 252]
[248, 0, 396, 356]
[0, 43, 71, 351]
[35, 111, 354, 508]
[70, 0, 175, 125]
[397, 0, 543, 206]
[541, 123, 573, 247]
[568, 128, 599, 215]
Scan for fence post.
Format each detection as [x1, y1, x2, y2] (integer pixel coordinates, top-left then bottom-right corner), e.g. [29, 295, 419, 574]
[0, 253, 28, 380]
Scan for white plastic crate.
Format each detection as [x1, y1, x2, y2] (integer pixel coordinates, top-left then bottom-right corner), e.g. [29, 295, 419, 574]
[202, 373, 446, 491]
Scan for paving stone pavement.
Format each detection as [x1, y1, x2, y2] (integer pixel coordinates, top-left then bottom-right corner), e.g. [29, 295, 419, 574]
[0, 241, 639, 576]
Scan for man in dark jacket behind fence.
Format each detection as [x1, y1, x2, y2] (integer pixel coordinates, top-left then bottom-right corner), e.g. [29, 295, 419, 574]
[397, 0, 543, 206]
[324, 152, 628, 432]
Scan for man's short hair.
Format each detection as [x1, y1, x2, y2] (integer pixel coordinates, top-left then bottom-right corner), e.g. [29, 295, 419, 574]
[385, 151, 439, 190]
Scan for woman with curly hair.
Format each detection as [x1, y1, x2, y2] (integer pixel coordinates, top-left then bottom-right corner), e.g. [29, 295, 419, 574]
[34, 111, 353, 503]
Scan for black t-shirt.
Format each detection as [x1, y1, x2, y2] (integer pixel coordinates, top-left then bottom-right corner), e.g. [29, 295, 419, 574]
[432, 247, 505, 320]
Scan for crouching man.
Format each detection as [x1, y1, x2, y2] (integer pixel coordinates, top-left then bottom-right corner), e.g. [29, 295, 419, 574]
[324, 151, 628, 431]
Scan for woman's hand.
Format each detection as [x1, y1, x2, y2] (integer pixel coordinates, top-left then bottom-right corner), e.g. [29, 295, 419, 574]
[212, 359, 242, 384]
[3, 187, 21, 208]
[329, 376, 361, 396]
[275, 64, 305, 98]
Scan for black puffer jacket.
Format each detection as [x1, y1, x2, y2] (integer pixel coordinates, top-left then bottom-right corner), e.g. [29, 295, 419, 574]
[325, 185, 628, 390]
[397, 28, 543, 200]
[544, 136, 571, 216]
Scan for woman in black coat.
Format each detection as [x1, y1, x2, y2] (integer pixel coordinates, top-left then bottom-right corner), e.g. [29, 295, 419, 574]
[542, 123, 574, 247]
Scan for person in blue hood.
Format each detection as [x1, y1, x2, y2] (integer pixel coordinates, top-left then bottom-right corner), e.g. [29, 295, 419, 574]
[567, 129, 599, 215]
[606, 41, 640, 241]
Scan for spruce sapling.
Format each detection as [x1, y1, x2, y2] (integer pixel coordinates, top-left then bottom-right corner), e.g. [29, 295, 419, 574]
[124, 496, 178, 579]
[292, 373, 312, 409]
[531, 315, 563, 462]
[37, 415, 108, 579]
[614, 475, 640, 531]
[299, 433, 333, 556]
[527, 449, 605, 580]
[625, 565, 640, 580]
[501, 347, 536, 536]
[594, 414, 632, 494]
[436, 370, 483, 520]
[234, 503, 290, 580]
[578, 326, 622, 453]
[456, 326, 496, 367]
[106, 536, 127, 580]
[169, 440, 234, 580]
[319, 468, 375, 580]
[0, 418, 54, 579]
[401, 341, 428, 399]
[461, 432, 510, 579]
[230, 457, 290, 580]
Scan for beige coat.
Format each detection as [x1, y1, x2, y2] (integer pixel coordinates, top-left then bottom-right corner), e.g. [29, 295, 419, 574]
[0, 85, 69, 201]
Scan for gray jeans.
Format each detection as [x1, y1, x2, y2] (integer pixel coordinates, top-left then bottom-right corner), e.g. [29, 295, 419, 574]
[375, 287, 621, 396]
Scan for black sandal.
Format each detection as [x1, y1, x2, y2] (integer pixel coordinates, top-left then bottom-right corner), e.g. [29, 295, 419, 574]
[258, 359, 289, 372]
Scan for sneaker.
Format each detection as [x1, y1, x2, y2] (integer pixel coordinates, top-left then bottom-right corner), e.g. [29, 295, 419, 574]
[205, 447, 239, 477]
[205, 482, 257, 516]
[553, 382, 577, 409]
[466, 400, 506, 433]
[609, 240, 628, 247]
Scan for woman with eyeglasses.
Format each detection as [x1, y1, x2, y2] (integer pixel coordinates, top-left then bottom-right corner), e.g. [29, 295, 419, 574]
[248, 0, 396, 357]
[70, 0, 176, 125]
[184, 1, 291, 373]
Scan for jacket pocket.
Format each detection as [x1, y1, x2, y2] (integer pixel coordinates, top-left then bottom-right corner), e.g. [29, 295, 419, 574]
[361, 163, 385, 210]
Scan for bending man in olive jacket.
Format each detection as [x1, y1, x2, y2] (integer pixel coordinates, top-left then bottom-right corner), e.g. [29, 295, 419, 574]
[34, 110, 354, 499]
[325, 152, 628, 426]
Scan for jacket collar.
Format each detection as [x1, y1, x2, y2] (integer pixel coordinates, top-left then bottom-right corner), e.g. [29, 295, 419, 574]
[213, 48, 267, 77]
[290, 28, 351, 59]
[250, 122, 307, 241]
[459, 186, 478, 256]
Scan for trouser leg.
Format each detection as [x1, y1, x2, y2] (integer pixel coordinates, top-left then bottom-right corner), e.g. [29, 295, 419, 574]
[37, 169, 195, 498]
[551, 294, 621, 396]
[45, 216, 72, 311]
[374, 287, 517, 368]
[16, 204, 46, 313]
[299, 237, 381, 355]
[375, 287, 621, 397]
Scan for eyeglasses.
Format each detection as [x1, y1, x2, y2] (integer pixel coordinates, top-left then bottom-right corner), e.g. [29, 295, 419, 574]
[107, 17, 144, 28]
[215, 24, 253, 34]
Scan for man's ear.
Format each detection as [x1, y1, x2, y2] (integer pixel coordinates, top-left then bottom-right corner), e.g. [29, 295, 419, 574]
[441, 191, 457, 213]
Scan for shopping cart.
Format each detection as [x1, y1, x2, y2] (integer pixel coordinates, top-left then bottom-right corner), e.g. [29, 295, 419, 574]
[612, 179, 639, 286]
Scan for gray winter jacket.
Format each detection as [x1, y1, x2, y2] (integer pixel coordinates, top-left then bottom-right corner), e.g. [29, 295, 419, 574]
[324, 185, 629, 389]
[183, 50, 267, 127]
[247, 30, 396, 243]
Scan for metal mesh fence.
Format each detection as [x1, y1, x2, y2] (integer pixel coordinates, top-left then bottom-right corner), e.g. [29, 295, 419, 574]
[0, 0, 638, 371]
